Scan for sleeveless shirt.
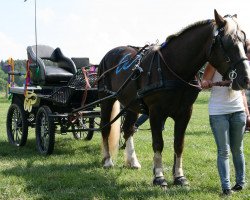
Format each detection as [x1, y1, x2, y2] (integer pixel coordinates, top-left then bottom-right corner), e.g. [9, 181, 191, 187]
[208, 71, 244, 115]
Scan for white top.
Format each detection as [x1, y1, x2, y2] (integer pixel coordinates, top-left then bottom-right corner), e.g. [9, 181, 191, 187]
[208, 71, 244, 115]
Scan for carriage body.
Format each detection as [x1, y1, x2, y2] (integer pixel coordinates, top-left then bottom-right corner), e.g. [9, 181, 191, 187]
[6, 45, 101, 155]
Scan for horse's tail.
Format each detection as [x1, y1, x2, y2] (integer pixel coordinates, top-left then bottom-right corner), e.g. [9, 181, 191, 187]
[108, 100, 121, 157]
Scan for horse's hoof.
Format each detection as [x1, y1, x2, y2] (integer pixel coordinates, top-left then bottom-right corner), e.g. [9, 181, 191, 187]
[102, 158, 114, 168]
[131, 164, 141, 169]
[125, 159, 141, 169]
[131, 161, 141, 169]
[173, 176, 189, 186]
[153, 176, 168, 188]
[125, 163, 141, 169]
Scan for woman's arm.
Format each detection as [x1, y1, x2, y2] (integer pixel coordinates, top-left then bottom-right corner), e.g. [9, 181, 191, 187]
[242, 91, 250, 116]
[201, 63, 216, 89]
[242, 90, 250, 130]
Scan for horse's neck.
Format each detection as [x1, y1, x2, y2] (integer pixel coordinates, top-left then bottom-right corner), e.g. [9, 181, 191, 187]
[162, 24, 214, 80]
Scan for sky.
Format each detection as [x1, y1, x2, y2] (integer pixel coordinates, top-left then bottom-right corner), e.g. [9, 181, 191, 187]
[1, 0, 250, 64]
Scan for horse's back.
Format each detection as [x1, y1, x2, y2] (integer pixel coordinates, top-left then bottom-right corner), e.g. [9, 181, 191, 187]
[99, 46, 138, 71]
[98, 46, 139, 95]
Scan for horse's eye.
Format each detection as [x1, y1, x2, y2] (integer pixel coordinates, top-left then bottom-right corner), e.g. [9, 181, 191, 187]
[222, 35, 235, 47]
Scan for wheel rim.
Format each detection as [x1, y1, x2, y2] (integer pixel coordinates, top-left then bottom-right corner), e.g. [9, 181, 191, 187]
[11, 106, 23, 145]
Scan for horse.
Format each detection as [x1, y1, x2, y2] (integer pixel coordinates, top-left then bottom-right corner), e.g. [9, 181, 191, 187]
[97, 10, 250, 187]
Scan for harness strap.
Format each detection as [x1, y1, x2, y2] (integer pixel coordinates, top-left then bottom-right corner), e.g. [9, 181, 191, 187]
[81, 67, 91, 106]
[157, 53, 164, 86]
[147, 51, 157, 85]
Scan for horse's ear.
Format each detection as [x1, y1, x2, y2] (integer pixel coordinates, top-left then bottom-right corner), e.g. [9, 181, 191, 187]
[214, 9, 226, 28]
[233, 14, 237, 18]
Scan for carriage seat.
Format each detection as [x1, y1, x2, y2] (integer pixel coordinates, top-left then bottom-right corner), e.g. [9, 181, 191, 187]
[27, 45, 77, 86]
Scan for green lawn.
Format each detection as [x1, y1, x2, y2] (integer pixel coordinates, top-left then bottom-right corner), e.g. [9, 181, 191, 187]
[0, 92, 249, 200]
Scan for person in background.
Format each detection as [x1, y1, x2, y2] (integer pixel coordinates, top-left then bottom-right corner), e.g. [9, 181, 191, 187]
[201, 63, 249, 196]
[134, 114, 149, 131]
[134, 114, 165, 132]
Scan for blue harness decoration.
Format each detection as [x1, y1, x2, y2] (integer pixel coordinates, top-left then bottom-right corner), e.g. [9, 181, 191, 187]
[116, 53, 142, 74]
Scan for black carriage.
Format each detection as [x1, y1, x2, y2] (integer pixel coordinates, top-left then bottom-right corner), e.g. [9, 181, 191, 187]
[6, 45, 100, 155]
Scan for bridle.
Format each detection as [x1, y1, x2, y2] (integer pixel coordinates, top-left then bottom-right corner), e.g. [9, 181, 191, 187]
[209, 16, 248, 83]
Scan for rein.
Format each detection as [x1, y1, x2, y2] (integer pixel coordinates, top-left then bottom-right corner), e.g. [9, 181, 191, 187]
[157, 49, 232, 89]
[157, 49, 202, 90]
[210, 80, 231, 87]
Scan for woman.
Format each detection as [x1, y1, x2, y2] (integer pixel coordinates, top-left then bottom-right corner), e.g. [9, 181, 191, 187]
[201, 63, 249, 195]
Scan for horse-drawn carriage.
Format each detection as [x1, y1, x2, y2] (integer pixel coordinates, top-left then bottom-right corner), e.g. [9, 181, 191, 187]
[6, 45, 101, 155]
[6, 10, 250, 189]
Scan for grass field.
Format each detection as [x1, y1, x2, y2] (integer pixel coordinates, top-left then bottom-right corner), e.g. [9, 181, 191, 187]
[0, 91, 249, 200]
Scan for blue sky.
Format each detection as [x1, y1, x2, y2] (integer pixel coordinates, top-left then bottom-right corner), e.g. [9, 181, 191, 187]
[1, 0, 249, 63]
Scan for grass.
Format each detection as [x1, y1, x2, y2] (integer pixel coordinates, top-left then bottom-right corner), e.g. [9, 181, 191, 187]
[0, 91, 250, 199]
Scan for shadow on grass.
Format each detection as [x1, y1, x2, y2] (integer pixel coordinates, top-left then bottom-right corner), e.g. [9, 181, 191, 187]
[1, 161, 221, 199]
[0, 136, 101, 159]
[0, 136, 222, 199]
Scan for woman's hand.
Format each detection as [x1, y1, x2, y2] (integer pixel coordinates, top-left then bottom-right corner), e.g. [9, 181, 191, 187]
[201, 80, 213, 89]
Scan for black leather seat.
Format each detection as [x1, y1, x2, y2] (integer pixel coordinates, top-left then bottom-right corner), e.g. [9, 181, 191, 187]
[27, 45, 77, 86]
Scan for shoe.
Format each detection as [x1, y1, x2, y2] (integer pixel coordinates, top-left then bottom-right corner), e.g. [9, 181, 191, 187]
[231, 184, 243, 192]
[222, 189, 232, 196]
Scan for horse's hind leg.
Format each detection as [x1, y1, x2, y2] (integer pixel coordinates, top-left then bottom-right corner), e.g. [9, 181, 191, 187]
[172, 112, 191, 186]
[122, 110, 141, 169]
[100, 99, 120, 168]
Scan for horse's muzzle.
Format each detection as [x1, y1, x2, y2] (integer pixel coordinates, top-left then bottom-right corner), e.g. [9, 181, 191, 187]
[232, 76, 250, 90]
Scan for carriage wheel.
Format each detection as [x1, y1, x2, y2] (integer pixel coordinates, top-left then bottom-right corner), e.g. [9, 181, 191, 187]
[6, 103, 28, 146]
[35, 106, 55, 155]
[72, 118, 95, 140]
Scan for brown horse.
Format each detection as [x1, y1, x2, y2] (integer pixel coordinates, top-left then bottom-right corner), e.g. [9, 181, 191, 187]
[97, 10, 250, 187]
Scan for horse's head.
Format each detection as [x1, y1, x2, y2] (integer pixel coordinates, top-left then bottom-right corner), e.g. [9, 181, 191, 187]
[208, 9, 250, 90]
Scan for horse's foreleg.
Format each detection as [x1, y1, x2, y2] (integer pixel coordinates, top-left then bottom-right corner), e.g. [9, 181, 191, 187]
[150, 113, 167, 187]
[122, 111, 141, 169]
[173, 110, 192, 186]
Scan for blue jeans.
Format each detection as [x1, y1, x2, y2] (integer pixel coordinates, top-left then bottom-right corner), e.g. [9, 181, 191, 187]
[135, 114, 149, 127]
[209, 111, 246, 190]
[135, 114, 165, 131]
